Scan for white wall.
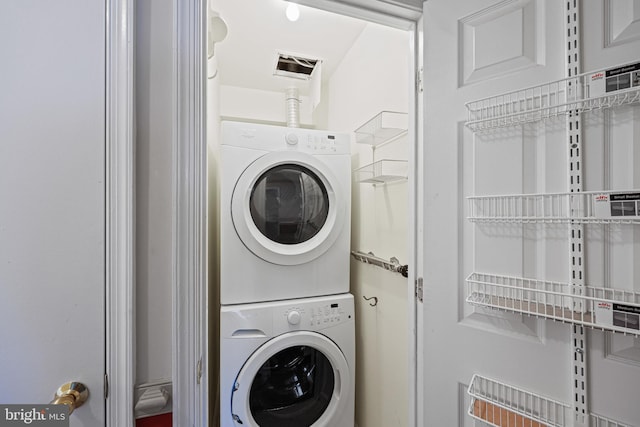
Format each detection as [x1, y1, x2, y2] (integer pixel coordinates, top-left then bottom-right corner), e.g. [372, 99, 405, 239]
[219, 85, 314, 126]
[135, 0, 173, 386]
[325, 24, 410, 427]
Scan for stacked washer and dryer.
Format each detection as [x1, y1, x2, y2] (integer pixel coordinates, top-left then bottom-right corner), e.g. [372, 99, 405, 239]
[219, 121, 355, 427]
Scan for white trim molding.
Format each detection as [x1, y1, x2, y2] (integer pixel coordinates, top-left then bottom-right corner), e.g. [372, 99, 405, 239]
[173, 0, 208, 426]
[134, 379, 174, 419]
[105, 0, 136, 425]
[173, 1, 422, 426]
[296, 0, 420, 29]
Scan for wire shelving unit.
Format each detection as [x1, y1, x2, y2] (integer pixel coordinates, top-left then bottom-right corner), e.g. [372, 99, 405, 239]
[465, 68, 640, 132]
[467, 375, 632, 427]
[467, 190, 640, 224]
[354, 159, 408, 184]
[354, 111, 408, 146]
[466, 273, 640, 336]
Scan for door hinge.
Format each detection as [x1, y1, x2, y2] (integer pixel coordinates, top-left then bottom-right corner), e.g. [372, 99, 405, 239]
[416, 67, 424, 93]
[196, 358, 203, 385]
[415, 277, 423, 303]
[104, 373, 109, 399]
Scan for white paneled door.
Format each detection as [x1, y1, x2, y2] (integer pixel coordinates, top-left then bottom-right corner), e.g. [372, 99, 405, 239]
[422, 0, 640, 426]
[0, 1, 106, 425]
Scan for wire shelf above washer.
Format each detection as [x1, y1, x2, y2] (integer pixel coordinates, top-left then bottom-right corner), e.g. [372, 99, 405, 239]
[466, 272, 640, 336]
[465, 62, 640, 132]
[354, 159, 408, 184]
[355, 111, 408, 146]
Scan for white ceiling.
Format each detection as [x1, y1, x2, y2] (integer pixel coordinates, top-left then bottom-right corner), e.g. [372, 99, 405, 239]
[211, 0, 369, 96]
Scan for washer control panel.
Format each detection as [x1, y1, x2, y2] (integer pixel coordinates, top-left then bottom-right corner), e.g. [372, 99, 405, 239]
[277, 296, 354, 331]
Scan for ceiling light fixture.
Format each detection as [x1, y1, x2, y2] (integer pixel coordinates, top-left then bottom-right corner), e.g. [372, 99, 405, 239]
[286, 2, 300, 22]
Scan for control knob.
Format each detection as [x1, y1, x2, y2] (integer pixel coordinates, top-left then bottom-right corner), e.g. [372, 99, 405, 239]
[287, 310, 301, 325]
[285, 133, 299, 145]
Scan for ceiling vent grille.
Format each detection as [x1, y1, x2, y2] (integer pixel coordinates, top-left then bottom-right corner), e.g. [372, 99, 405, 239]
[274, 53, 319, 80]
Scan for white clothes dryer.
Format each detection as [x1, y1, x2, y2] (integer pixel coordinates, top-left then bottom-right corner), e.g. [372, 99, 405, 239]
[220, 121, 351, 305]
[220, 293, 355, 427]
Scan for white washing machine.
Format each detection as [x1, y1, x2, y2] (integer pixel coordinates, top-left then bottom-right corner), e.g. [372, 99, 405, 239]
[220, 121, 351, 305]
[220, 293, 355, 427]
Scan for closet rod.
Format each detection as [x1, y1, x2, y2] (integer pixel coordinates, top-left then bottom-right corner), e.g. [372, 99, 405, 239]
[350, 251, 408, 278]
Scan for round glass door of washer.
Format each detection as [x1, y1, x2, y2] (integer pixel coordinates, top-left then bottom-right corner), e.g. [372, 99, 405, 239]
[249, 345, 333, 426]
[231, 331, 351, 427]
[231, 151, 346, 265]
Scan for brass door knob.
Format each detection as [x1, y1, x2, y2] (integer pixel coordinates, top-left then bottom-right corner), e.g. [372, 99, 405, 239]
[51, 382, 89, 414]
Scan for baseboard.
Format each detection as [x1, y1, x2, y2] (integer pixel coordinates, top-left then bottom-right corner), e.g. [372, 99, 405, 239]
[134, 379, 173, 419]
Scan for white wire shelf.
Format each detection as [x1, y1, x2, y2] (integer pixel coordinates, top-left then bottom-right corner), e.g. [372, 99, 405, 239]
[465, 62, 640, 132]
[590, 413, 635, 427]
[354, 159, 408, 184]
[467, 190, 640, 224]
[468, 374, 568, 427]
[468, 375, 632, 427]
[354, 111, 408, 146]
[466, 273, 640, 336]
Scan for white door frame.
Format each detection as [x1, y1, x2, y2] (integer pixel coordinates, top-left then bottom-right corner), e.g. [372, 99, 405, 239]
[105, 0, 136, 425]
[172, 1, 423, 426]
[173, 1, 209, 425]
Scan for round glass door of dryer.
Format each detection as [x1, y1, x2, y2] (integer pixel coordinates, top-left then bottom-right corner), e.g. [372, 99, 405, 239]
[231, 331, 350, 427]
[231, 151, 346, 266]
[249, 164, 329, 245]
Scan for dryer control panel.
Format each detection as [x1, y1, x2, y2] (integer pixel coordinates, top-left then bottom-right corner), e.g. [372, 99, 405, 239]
[222, 120, 350, 155]
[292, 133, 348, 155]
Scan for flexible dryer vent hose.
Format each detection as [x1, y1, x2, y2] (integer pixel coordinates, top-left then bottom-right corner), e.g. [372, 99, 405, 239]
[285, 87, 300, 128]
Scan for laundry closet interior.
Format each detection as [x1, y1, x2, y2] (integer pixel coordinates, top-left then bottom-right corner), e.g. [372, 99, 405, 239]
[207, 1, 414, 426]
[198, 1, 640, 427]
